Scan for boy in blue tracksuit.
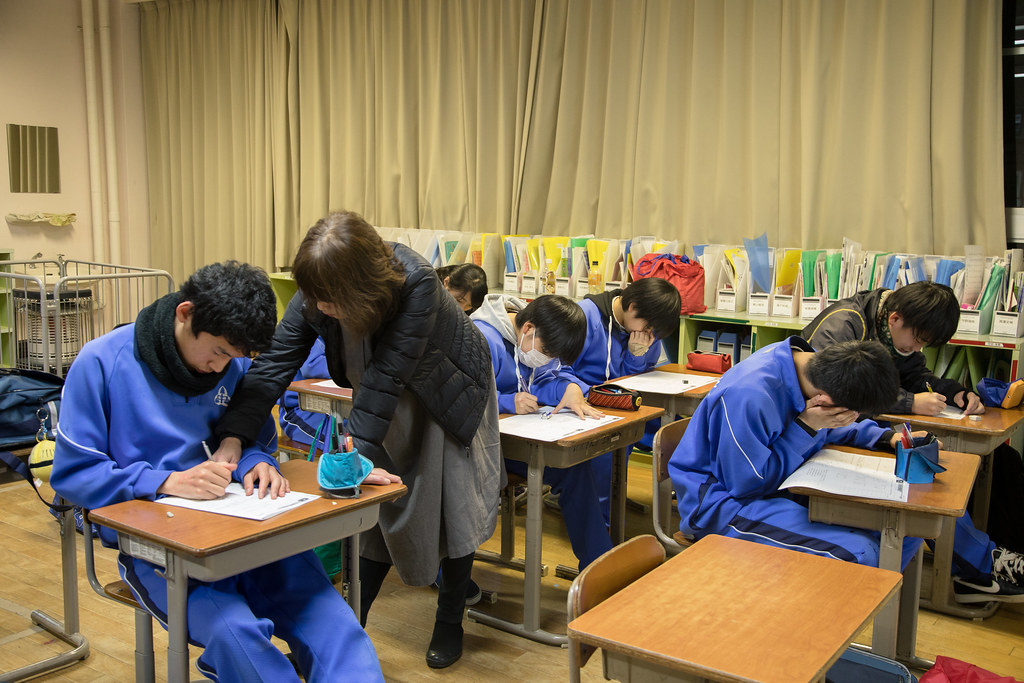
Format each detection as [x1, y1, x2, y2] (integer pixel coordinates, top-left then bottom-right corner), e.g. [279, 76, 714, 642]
[669, 337, 925, 570]
[802, 282, 1023, 603]
[569, 277, 682, 523]
[51, 262, 385, 682]
[471, 293, 610, 569]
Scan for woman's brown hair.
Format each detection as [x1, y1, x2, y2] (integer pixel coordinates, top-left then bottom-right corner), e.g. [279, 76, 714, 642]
[292, 211, 405, 335]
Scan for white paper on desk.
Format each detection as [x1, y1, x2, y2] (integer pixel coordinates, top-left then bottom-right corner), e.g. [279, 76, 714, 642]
[312, 379, 341, 389]
[158, 483, 319, 521]
[499, 410, 622, 441]
[779, 449, 909, 502]
[937, 405, 966, 420]
[613, 371, 718, 394]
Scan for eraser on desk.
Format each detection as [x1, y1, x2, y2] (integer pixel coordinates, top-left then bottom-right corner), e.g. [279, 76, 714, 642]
[969, 415, 982, 422]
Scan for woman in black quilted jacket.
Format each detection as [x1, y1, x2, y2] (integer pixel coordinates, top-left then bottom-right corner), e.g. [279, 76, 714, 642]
[214, 211, 502, 669]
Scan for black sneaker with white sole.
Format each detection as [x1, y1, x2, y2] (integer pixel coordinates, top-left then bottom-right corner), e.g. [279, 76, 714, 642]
[991, 546, 1024, 587]
[953, 547, 1024, 603]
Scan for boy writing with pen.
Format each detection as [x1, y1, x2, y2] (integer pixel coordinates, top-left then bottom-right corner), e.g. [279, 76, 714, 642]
[802, 281, 984, 416]
[471, 293, 612, 569]
[802, 282, 1023, 604]
[50, 262, 388, 681]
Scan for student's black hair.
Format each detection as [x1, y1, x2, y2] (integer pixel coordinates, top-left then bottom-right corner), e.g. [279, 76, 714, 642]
[885, 281, 960, 346]
[804, 340, 899, 416]
[621, 277, 682, 339]
[180, 261, 277, 356]
[441, 263, 488, 313]
[515, 295, 587, 365]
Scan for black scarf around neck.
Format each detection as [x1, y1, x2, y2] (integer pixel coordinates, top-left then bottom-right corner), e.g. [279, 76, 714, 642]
[134, 292, 228, 397]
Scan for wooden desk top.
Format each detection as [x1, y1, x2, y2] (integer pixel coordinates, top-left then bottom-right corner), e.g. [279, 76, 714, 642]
[789, 446, 979, 517]
[878, 405, 1024, 437]
[499, 405, 663, 447]
[90, 460, 406, 558]
[289, 378, 353, 401]
[567, 535, 902, 683]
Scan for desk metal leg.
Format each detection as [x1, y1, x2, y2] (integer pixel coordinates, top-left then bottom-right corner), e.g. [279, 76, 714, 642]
[920, 516, 998, 619]
[344, 534, 361, 618]
[166, 553, 189, 682]
[871, 510, 903, 660]
[971, 451, 993, 531]
[469, 447, 567, 646]
[865, 512, 934, 672]
[609, 447, 627, 545]
[0, 508, 90, 682]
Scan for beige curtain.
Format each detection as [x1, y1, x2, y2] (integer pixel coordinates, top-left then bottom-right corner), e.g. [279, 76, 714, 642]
[140, 0, 282, 279]
[140, 0, 1004, 278]
[520, 0, 1004, 254]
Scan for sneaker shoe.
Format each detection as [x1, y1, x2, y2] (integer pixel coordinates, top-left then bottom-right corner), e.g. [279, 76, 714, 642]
[430, 574, 483, 606]
[543, 491, 562, 512]
[991, 546, 1024, 587]
[952, 575, 1024, 604]
[464, 579, 482, 607]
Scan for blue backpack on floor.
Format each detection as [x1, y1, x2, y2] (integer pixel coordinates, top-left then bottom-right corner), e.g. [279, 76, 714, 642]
[0, 367, 62, 449]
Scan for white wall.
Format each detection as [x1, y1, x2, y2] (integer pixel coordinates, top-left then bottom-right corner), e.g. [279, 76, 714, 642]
[0, 0, 149, 267]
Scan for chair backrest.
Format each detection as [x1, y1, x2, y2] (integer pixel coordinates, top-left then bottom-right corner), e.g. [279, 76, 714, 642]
[652, 417, 689, 485]
[567, 535, 665, 678]
[651, 417, 693, 553]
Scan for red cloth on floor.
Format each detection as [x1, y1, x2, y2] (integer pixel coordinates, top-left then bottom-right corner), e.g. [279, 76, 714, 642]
[919, 655, 1021, 683]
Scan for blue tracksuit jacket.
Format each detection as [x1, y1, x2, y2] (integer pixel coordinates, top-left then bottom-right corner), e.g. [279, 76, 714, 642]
[50, 324, 382, 682]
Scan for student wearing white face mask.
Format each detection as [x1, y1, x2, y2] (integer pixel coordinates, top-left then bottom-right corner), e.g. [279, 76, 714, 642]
[471, 294, 611, 568]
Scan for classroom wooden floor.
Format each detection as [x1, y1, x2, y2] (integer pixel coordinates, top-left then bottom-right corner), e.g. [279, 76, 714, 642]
[1, 461, 1022, 682]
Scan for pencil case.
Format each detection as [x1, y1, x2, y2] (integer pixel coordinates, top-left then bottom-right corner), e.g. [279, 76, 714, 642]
[586, 383, 642, 411]
[317, 448, 374, 498]
[895, 435, 945, 484]
[685, 351, 732, 374]
[976, 377, 1024, 409]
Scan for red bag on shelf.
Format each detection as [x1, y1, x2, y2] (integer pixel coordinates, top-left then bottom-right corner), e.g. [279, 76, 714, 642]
[633, 253, 707, 314]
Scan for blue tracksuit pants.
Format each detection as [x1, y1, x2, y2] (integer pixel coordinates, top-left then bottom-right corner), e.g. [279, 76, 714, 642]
[505, 458, 612, 570]
[713, 495, 925, 571]
[120, 550, 383, 681]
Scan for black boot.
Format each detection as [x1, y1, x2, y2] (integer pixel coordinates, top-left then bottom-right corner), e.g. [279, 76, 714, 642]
[359, 556, 391, 627]
[426, 553, 474, 668]
[425, 621, 464, 669]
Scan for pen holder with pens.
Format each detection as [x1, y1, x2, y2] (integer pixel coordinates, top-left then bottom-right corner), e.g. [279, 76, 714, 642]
[894, 435, 945, 484]
[315, 416, 374, 498]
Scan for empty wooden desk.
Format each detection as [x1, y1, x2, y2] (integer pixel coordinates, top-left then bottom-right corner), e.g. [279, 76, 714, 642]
[91, 460, 405, 683]
[567, 534, 902, 683]
[878, 406, 1024, 619]
[789, 446, 978, 670]
[468, 405, 663, 646]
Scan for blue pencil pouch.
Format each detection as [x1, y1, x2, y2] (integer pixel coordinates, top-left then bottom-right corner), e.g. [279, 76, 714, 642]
[894, 435, 945, 484]
[317, 449, 373, 499]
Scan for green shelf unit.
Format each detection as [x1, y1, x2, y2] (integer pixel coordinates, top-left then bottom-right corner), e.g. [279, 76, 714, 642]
[679, 309, 1024, 385]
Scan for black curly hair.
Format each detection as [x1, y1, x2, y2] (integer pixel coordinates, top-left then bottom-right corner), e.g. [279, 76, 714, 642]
[179, 261, 277, 356]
